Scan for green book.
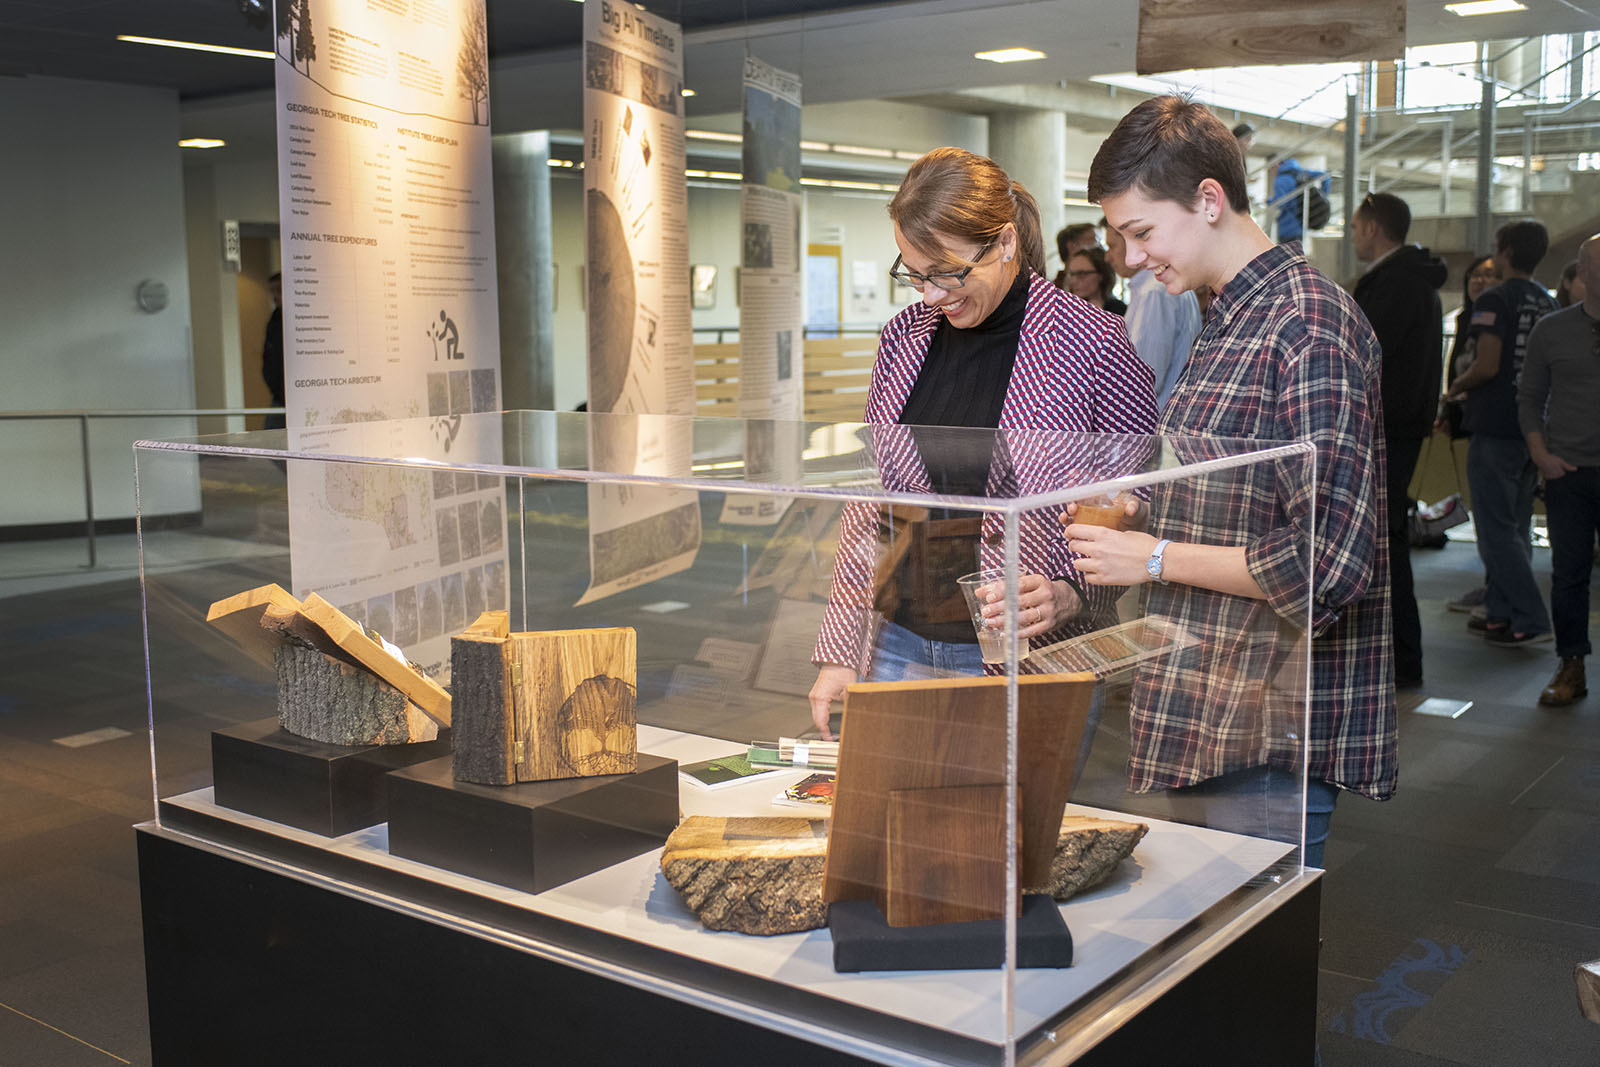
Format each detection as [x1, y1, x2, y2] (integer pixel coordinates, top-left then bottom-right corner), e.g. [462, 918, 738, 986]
[679, 753, 786, 790]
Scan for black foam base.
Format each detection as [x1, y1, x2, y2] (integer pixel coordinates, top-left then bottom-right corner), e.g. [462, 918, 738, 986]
[385, 753, 679, 894]
[828, 894, 1073, 972]
[211, 716, 453, 838]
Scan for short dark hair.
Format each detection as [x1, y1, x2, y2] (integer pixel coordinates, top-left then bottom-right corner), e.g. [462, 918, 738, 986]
[1056, 222, 1097, 261]
[1088, 96, 1249, 214]
[1495, 219, 1548, 274]
[1356, 192, 1411, 243]
[1231, 122, 1255, 139]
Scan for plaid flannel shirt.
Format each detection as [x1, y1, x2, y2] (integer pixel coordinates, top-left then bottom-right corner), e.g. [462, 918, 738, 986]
[813, 272, 1158, 671]
[1129, 243, 1398, 801]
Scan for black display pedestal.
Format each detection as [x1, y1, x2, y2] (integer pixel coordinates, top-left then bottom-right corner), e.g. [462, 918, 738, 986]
[828, 894, 1073, 972]
[137, 823, 1319, 1065]
[211, 716, 452, 837]
[386, 753, 678, 893]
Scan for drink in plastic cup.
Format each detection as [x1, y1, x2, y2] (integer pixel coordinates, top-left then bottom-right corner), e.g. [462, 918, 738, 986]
[957, 569, 1030, 665]
[1073, 492, 1134, 530]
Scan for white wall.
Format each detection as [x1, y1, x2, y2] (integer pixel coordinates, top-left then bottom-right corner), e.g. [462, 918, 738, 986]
[183, 152, 281, 433]
[0, 76, 198, 527]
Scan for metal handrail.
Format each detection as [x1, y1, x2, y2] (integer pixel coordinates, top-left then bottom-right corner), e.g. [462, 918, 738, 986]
[0, 406, 284, 569]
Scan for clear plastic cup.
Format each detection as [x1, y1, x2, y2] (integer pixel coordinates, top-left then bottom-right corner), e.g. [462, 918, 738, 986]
[956, 569, 1030, 665]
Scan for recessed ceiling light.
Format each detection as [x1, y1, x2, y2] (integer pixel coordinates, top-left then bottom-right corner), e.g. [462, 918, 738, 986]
[179, 138, 226, 149]
[1444, 0, 1525, 15]
[974, 47, 1046, 63]
[117, 35, 274, 59]
[685, 129, 742, 143]
[680, 88, 695, 97]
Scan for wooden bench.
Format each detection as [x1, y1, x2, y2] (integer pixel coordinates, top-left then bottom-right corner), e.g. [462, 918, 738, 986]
[693, 335, 877, 423]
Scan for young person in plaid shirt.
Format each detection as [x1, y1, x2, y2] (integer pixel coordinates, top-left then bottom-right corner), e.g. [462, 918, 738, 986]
[1068, 96, 1397, 866]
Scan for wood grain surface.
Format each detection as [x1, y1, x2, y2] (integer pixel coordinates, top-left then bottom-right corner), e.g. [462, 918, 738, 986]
[1136, 0, 1404, 75]
[821, 672, 1096, 922]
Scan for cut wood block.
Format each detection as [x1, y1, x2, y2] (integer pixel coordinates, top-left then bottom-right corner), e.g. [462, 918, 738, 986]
[1579, 959, 1600, 1025]
[463, 610, 510, 639]
[205, 584, 303, 669]
[660, 816, 829, 934]
[276, 644, 437, 746]
[273, 593, 451, 727]
[884, 784, 1016, 927]
[508, 627, 636, 782]
[1136, 0, 1405, 76]
[450, 629, 514, 785]
[822, 672, 1097, 924]
[1030, 816, 1149, 902]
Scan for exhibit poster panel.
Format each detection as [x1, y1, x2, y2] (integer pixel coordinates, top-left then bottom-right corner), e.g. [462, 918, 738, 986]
[274, 0, 506, 680]
[724, 54, 805, 527]
[580, 0, 701, 603]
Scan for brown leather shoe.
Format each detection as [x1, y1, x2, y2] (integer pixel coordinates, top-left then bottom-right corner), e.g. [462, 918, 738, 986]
[1539, 657, 1587, 707]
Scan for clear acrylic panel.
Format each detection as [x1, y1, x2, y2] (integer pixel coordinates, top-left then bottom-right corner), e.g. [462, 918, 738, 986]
[137, 412, 1315, 1063]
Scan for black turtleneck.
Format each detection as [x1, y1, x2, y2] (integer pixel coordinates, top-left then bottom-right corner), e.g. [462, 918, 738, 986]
[887, 270, 1028, 642]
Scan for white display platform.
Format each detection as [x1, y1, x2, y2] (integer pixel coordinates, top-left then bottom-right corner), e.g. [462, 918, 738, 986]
[160, 724, 1293, 1047]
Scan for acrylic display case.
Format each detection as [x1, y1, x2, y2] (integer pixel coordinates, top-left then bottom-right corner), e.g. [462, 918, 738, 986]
[134, 411, 1321, 1065]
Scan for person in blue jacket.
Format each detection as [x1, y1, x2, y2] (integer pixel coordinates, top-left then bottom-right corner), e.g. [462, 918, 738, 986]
[1274, 158, 1329, 245]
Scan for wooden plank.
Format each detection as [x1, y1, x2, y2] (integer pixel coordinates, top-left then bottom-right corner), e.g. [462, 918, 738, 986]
[1136, 0, 1405, 75]
[821, 673, 1097, 918]
[290, 593, 452, 727]
[205, 583, 303, 669]
[508, 627, 637, 782]
[884, 783, 1014, 926]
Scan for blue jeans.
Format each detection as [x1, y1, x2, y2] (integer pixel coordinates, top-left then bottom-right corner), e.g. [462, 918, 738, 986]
[865, 620, 1105, 785]
[1542, 466, 1600, 659]
[1169, 764, 1341, 868]
[1467, 435, 1550, 633]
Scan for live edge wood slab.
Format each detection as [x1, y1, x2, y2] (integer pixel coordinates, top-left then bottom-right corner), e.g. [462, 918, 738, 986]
[661, 813, 1148, 935]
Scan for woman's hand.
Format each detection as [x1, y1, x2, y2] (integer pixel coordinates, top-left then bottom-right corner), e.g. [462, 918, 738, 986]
[808, 665, 856, 741]
[1063, 493, 1147, 531]
[1061, 520, 1160, 586]
[975, 573, 1080, 638]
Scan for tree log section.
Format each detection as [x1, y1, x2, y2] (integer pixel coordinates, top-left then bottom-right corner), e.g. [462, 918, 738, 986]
[276, 644, 437, 746]
[660, 816, 829, 935]
[1030, 816, 1149, 902]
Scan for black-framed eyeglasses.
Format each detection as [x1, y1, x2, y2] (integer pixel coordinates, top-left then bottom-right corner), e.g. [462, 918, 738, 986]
[889, 236, 998, 292]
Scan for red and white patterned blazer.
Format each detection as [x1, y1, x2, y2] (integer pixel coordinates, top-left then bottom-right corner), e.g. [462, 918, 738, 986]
[813, 272, 1159, 671]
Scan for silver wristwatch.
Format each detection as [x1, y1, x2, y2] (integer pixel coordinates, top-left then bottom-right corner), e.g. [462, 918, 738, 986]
[1146, 538, 1172, 584]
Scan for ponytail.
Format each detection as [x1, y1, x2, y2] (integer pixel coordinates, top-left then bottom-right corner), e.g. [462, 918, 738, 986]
[1008, 180, 1045, 279]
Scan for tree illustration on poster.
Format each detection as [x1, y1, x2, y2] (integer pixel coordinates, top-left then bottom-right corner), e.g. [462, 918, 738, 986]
[457, 4, 490, 126]
[276, 0, 317, 72]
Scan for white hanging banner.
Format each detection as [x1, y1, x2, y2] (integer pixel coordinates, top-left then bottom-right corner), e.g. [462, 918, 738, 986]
[274, 0, 505, 681]
[579, 0, 701, 603]
[723, 54, 804, 527]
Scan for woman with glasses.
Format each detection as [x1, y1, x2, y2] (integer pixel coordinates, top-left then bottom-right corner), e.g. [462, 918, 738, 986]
[1065, 247, 1127, 316]
[807, 147, 1158, 738]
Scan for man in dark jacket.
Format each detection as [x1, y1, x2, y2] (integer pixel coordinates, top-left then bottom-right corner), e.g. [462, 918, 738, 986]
[1352, 192, 1447, 688]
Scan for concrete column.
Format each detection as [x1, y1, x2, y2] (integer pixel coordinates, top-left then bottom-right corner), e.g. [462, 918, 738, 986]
[491, 131, 556, 412]
[987, 110, 1066, 278]
[1476, 77, 1496, 252]
[1340, 93, 1359, 283]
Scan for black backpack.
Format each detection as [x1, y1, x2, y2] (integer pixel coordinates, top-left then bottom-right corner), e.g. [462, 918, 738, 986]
[1303, 184, 1331, 230]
